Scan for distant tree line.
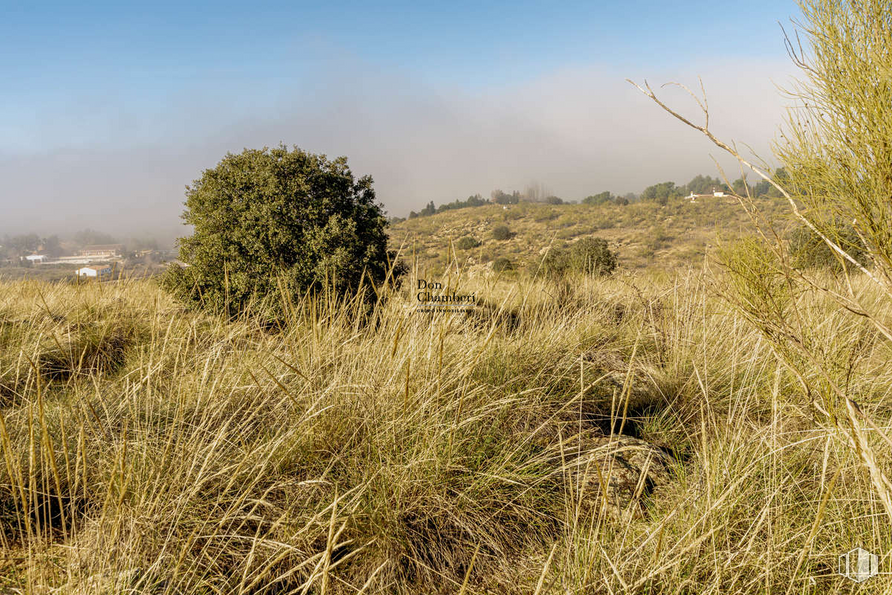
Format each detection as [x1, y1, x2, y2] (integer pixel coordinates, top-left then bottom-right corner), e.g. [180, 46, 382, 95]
[638, 171, 790, 205]
[395, 169, 790, 221]
[0, 234, 62, 263]
[582, 191, 632, 206]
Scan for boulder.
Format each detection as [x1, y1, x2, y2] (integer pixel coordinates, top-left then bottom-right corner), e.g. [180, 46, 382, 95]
[556, 431, 674, 519]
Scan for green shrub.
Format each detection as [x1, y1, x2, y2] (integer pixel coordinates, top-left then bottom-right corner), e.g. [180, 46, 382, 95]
[788, 223, 866, 270]
[492, 225, 513, 241]
[568, 237, 618, 276]
[456, 236, 481, 250]
[162, 145, 401, 318]
[535, 237, 618, 278]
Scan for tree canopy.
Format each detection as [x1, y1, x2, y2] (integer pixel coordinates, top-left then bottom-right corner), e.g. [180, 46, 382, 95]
[641, 181, 683, 205]
[163, 145, 397, 317]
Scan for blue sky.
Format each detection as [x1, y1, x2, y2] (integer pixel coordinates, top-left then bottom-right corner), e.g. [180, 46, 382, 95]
[0, 1, 801, 235]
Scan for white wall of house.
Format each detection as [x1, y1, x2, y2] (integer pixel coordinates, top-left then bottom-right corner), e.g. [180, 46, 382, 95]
[75, 266, 111, 277]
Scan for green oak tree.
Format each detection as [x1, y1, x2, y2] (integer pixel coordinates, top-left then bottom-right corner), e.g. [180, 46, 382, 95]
[163, 145, 399, 317]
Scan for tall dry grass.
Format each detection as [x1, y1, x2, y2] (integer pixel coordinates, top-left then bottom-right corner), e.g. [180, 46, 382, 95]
[0, 269, 890, 593]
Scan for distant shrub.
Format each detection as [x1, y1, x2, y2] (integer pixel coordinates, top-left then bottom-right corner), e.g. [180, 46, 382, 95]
[492, 257, 513, 272]
[534, 210, 560, 222]
[418, 201, 437, 217]
[545, 195, 564, 205]
[568, 237, 618, 276]
[637, 247, 656, 261]
[456, 236, 481, 250]
[535, 237, 618, 278]
[492, 225, 513, 241]
[583, 191, 614, 205]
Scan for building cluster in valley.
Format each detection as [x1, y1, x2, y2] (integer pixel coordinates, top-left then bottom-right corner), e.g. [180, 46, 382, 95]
[22, 244, 122, 278]
[18, 244, 153, 278]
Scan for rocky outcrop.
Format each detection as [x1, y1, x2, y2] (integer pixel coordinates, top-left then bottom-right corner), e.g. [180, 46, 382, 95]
[555, 431, 675, 519]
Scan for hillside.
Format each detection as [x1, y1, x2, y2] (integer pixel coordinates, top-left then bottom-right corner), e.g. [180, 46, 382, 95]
[389, 197, 792, 274]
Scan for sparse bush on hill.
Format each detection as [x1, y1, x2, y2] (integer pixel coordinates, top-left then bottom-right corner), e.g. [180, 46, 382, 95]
[571, 237, 618, 275]
[536, 237, 617, 278]
[388, 197, 786, 273]
[644, 224, 674, 252]
[492, 225, 513, 240]
[455, 235, 481, 250]
[162, 145, 400, 318]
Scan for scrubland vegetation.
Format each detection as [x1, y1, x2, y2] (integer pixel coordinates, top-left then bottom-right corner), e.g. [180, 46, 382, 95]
[4, 1, 892, 592]
[391, 197, 791, 274]
[1, 265, 891, 593]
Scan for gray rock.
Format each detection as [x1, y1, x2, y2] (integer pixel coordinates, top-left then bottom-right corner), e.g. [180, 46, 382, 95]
[556, 432, 675, 519]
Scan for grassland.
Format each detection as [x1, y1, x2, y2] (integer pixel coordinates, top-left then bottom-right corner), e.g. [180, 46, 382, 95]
[1, 249, 891, 592]
[0, 263, 167, 284]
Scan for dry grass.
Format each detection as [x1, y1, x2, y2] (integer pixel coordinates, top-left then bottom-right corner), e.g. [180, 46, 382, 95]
[390, 199, 792, 274]
[0, 267, 890, 593]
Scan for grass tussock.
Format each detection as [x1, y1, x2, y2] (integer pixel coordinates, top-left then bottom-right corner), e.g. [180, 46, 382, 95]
[0, 269, 891, 593]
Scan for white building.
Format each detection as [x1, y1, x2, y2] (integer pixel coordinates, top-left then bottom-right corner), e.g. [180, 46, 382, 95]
[25, 254, 47, 264]
[80, 244, 122, 258]
[75, 265, 112, 278]
[686, 189, 728, 202]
